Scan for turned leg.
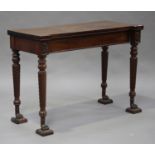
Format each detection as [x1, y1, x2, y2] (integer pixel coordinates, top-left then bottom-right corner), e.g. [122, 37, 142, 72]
[126, 39, 142, 114]
[11, 50, 27, 124]
[98, 46, 113, 104]
[36, 55, 54, 136]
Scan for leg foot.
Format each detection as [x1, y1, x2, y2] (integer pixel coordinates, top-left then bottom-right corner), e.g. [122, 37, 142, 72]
[98, 95, 113, 105]
[36, 125, 54, 137]
[11, 114, 27, 124]
[126, 104, 142, 114]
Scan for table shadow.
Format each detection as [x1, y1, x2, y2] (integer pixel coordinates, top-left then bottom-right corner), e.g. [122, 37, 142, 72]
[29, 94, 155, 133]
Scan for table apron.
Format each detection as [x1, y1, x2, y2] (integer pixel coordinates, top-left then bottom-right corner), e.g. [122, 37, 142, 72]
[10, 31, 130, 54]
[48, 31, 130, 53]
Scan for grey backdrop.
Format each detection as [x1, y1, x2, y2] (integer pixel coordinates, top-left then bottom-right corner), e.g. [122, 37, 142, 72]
[0, 12, 155, 143]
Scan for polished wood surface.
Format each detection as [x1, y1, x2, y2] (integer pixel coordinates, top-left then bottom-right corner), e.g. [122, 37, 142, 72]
[8, 21, 140, 40]
[7, 21, 144, 136]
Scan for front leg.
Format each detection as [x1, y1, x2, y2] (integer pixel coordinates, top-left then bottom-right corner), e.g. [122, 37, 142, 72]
[126, 30, 142, 114]
[36, 54, 54, 136]
[98, 46, 113, 104]
[11, 49, 27, 124]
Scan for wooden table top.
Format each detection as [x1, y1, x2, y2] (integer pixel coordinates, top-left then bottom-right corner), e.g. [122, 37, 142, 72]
[8, 21, 143, 40]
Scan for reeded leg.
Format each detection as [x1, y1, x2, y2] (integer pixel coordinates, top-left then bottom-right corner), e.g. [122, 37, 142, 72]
[126, 37, 142, 114]
[36, 55, 54, 136]
[98, 46, 113, 105]
[11, 49, 27, 124]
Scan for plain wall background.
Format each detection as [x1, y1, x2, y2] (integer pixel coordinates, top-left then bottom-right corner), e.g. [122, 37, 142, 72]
[0, 12, 155, 143]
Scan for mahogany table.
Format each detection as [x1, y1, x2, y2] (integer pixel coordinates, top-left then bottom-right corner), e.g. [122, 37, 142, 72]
[7, 21, 144, 136]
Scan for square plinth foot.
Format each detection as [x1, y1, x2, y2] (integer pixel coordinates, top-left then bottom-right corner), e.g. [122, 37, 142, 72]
[11, 114, 27, 124]
[36, 125, 54, 137]
[98, 96, 113, 105]
[126, 105, 142, 114]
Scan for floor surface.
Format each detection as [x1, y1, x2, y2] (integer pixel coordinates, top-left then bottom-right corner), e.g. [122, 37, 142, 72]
[0, 72, 155, 143]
